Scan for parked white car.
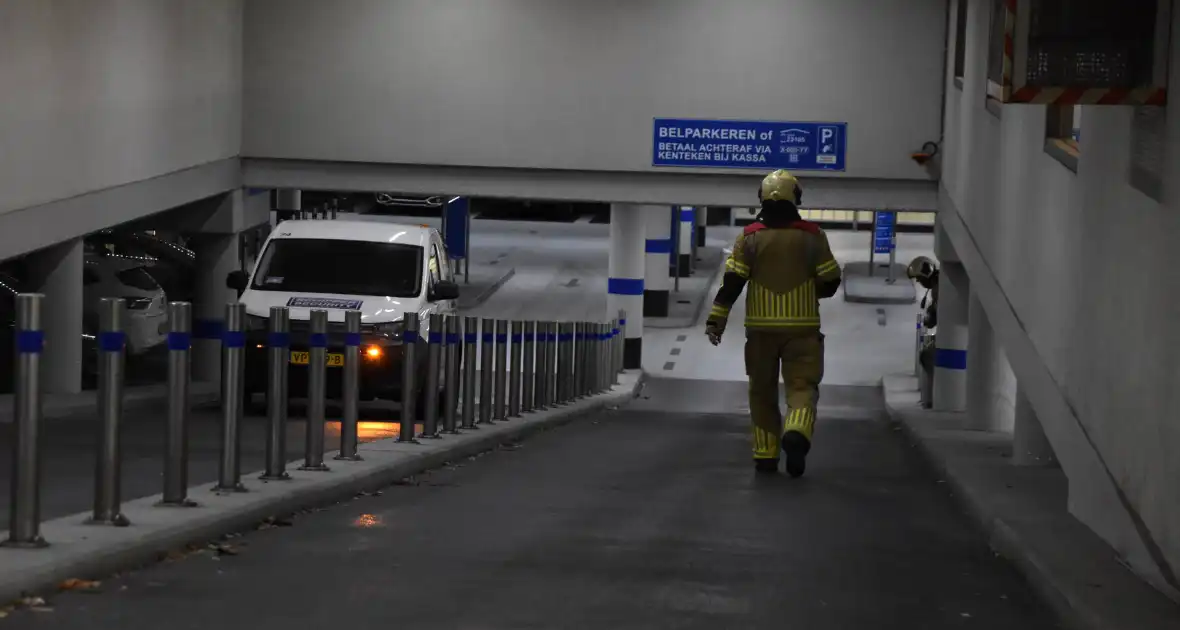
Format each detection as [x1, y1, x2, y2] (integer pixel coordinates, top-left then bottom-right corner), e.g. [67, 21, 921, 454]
[83, 257, 168, 355]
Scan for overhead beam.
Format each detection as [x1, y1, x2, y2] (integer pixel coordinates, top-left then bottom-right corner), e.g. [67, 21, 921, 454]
[242, 158, 937, 211]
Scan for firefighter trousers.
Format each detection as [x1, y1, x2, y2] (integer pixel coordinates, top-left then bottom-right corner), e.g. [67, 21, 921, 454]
[745, 329, 825, 460]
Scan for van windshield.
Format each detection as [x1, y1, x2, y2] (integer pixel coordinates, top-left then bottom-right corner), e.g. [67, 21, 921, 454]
[251, 238, 423, 297]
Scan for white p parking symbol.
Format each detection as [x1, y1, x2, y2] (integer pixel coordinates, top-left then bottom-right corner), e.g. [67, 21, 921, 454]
[820, 128, 834, 147]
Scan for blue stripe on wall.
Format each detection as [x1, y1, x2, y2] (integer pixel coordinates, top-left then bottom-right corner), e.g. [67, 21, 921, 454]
[608, 278, 644, 296]
[645, 238, 673, 254]
[934, 348, 968, 370]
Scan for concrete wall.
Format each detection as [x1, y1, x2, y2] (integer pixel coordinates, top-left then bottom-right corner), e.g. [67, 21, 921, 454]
[942, 0, 1180, 593]
[0, 0, 243, 220]
[243, 0, 945, 181]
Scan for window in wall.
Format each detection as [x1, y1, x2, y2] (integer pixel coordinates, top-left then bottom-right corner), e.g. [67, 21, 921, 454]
[953, 0, 967, 87]
[985, 0, 1007, 111]
[1045, 104, 1082, 172]
[1130, 106, 1166, 201]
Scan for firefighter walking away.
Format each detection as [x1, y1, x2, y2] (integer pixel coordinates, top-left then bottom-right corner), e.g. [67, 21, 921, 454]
[705, 169, 842, 477]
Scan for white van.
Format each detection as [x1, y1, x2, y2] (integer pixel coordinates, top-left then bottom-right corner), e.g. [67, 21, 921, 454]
[226, 220, 459, 410]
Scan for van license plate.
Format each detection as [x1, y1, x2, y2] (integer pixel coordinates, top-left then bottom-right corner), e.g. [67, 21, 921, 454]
[290, 352, 344, 367]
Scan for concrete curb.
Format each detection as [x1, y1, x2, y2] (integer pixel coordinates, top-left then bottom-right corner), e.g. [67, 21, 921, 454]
[0, 372, 643, 603]
[457, 267, 516, 310]
[880, 375, 1180, 630]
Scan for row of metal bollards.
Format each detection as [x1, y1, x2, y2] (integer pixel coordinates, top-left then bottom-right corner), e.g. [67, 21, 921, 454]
[398, 314, 625, 444]
[4, 291, 626, 548]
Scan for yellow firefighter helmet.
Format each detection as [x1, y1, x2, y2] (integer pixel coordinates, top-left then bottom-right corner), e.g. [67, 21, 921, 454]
[759, 169, 802, 204]
[906, 256, 937, 283]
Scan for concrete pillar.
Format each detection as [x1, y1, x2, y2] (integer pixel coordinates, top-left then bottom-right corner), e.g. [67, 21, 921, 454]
[677, 206, 694, 276]
[190, 234, 239, 384]
[272, 189, 301, 227]
[609, 204, 644, 369]
[26, 239, 84, 394]
[933, 262, 969, 411]
[1013, 386, 1057, 466]
[965, 289, 997, 430]
[696, 206, 708, 247]
[643, 205, 671, 317]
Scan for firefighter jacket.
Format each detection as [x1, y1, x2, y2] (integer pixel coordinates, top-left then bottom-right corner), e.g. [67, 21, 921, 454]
[708, 220, 842, 331]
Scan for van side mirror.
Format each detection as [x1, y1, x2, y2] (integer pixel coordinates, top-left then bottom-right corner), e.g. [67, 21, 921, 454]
[226, 270, 249, 293]
[430, 280, 460, 302]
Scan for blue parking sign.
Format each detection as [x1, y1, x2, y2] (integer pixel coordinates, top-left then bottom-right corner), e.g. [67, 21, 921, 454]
[652, 118, 847, 171]
[873, 211, 896, 255]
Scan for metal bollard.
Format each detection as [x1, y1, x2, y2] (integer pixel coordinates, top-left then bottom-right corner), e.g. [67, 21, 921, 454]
[591, 322, 601, 394]
[591, 323, 602, 395]
[261, 306, 292, 479]
[522, 321, 536, 413]
[554, 322, 566, 404]
[479, 318, 495, 424]
[583, 322, 593, 397]
[214, 302, 248, 492]
[399, 313, 420, 442]
[300, 309, 330, 471]
[509, 321, 523, 417]
[4, 294, 48, 547]
[584, 322, 595, 397]
[590, 320, 599, 396]
[462, 316, 478, 430]
[336, 310, 363, 461]
[547, 322, 559, 405]
[557, 322, 573, 403]
[572, 322, 584, 399]
[421, 313, 443, 438]
[603, 321, 615, 391]
[88, 298, 130, 526]
[534, 322, 550, 410]
[541, 322, 554, 408]
[598, 322, 608, 393]
[616, 310, 627, 376]
[494, 320, 508, 420]
[160, 302, 198, 506]
[443, 315, 460, 434]
[611, 318, 620, 386]
[423, 313, 444, 436]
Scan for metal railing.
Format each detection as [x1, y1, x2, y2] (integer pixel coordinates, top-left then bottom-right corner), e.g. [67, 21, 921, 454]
[3, 292, 626, 548]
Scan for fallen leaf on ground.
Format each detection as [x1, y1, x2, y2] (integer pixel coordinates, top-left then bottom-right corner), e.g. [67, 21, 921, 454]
[58, 579, 102, 592]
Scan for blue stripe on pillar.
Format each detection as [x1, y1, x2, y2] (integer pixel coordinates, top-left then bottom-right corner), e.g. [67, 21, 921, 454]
[680, 208, 694, 222]
[608, 278, 644, 295]
[645, 239, 672, 254]
[934, 349, 968, 370]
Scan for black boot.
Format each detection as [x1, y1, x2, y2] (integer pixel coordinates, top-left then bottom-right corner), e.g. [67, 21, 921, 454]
[781, 431, 811, 478]
[754, 458, 779, 474]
